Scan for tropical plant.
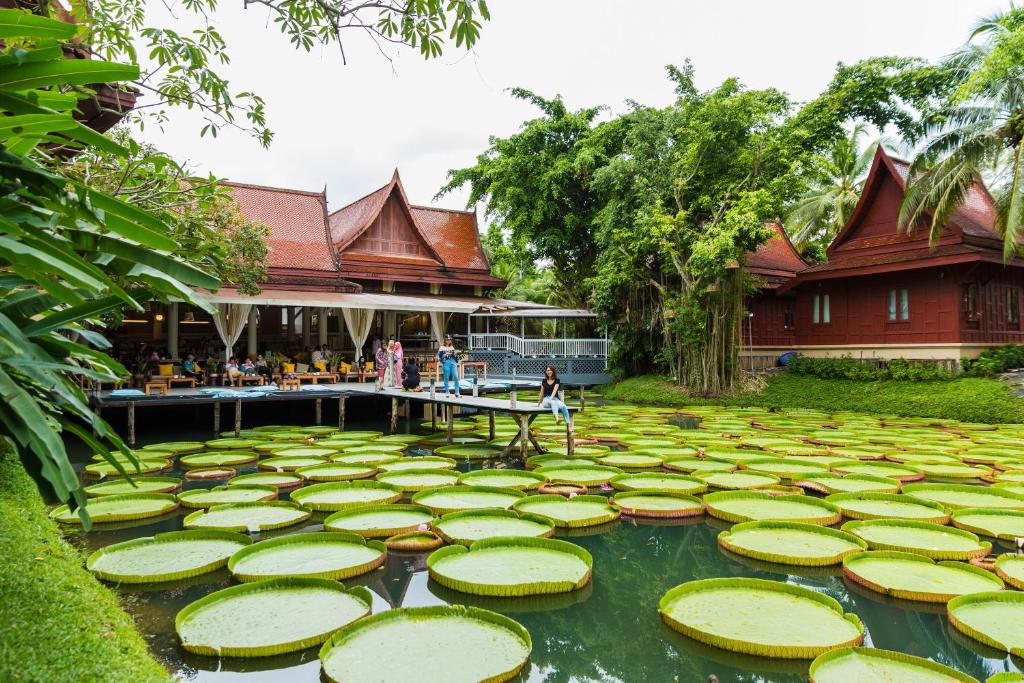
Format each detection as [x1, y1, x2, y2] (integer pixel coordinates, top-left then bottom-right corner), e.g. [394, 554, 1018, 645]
[785, 124, 878, 253]
[0, 9, 219, 524]
[900, 6, 1024, 259]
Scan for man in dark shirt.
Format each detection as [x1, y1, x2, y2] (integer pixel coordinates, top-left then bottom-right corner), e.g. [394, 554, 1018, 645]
[402, 357, 422, 391]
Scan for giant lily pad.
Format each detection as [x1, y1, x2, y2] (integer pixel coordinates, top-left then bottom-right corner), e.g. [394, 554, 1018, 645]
[323, 504, 435, 538]
[204, 438, 260, 450]
[376, 468, 461, 492]
[427, 537, 591, 596]
[595, 453, 663, 469]
[268, 447, 338, 459]
[718, 521, 866, 566]
[825, 493, 949, 523]
[951, 508, 1024, 540]
[841, 519, 990, 560]
[513, 494, 620, 528]
[457, 469, 547, 490]
[431, 509, 555, 545]
[183, 501, 311, 533]
[84, 476, 181, 497]
[808, 647, 980, 683]
[842, 550, 1003, 602]
[948, 591, 1024, 657]
[259, 455, 328, 472]
[411, 486, 525, 515]
[82, 459, 170, 479]
[530, 464, 622, 487]
[662, 458, 735, 474]
[432, 445, 501, 460]
[331, 452, 401, 466]
[704, 491, 841, 525]
[178, 485, 278, 509]
[86, 530, 251, 583]
[227, 472, 304, 490]
[228, 532, 387, 581]
[290, 481, 403, 512]
[832, 462, 924, 482]
[176, 577, 372, 657]
[379, 457, 457, 472]
[51, 493, 179, 524]
[658, 577, 863, 658]
[141, 441, 205, 454]
[609, 472, 707, 495]
[296, 462, 378, 482]
[994, 555, 1024, 590]
[340, 444, 407, 455]
[697, 471, 781, 490]
[180, 451, 259, 468]
[610, 492, 704, 518]
[901, 483, 1024, 510]
[319, 605, 531, 683]
[742, 458, 830, 480]
[794, 473, 900, 495]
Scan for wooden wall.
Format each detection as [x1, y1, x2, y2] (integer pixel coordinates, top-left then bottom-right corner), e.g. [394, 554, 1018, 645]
[348, 191, 433, 259]
[746, 292, 795, 347]
[957, 263, 1024, 345]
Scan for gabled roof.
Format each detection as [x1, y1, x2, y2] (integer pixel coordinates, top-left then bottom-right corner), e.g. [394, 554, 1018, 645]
[411, 205, 491, 271]
[745, 222, 806, 285]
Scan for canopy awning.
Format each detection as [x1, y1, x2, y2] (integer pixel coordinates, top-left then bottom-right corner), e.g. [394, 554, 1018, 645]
[470, 307, 596, 318]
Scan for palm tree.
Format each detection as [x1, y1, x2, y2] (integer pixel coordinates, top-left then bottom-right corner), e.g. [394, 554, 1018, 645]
[900, 7, 1024, 259]
[785, 124, 878, 252]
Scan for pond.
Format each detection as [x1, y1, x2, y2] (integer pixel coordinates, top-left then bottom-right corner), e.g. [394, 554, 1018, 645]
[62, 399, 1024, 682]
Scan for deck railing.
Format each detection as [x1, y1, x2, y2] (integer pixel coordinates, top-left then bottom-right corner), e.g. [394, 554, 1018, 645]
[469, 333, 608, 358]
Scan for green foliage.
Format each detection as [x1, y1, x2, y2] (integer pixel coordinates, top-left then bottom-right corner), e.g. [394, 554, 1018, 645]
[81, 0, 490, 146]
[787, 355, 954, 381]
[962, 344, 1024, 377]
[0, 448, 169, 681]
[603, 374, 1024, 425]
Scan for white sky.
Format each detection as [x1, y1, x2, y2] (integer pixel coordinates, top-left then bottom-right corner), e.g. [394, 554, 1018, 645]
[137, 0, 1006, 213]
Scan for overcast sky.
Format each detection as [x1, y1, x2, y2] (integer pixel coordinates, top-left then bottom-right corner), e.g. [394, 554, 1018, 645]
[137, 0, 1006, 213]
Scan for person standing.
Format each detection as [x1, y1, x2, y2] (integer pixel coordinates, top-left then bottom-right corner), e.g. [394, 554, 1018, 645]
[537, 366, 571, 427]
[380, 339, 396, 389]
[437, 335, 461, 398]
[392, 341, 404, 389]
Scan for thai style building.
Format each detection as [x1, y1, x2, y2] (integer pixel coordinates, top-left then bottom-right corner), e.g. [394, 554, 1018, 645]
[745, 147, 1024, 367]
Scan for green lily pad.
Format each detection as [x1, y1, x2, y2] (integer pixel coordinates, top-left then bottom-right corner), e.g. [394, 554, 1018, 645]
[513, 494, 620, 528]
[227, 532, 387, 581]
[84, 476, 181, 497]
[295, 462, 378, 482]
[290, 481, 403, 512]
[718, 521, 866, 566]
[809, 647, 980, 683]
[330, 452, 401, 466]
[609, 472, 707, 495]
[825, 493, 950, 523]
[86, 530, 251, 583]
[948, 591, 1024, 656]
[431, 509, 555, 545]
[841, 519, 991, 560]
[525, 455, 596, 470]
[901, 483, 1024, 510]
[82, 459, 170, 479]
[843, 550, 1003, 602]
[952, 508, 1024, 540]
[411, 486, 526, 515]
[704, 491, 841, 525]
[794, 473, 900, 495]
[658, 577, 863, 658]
[610, 492, 704, 518]
[51, 493, 179, 524]
[530, 464, 622, 487]
[376, 468, 461, 492]
[433, 445, 502, 460]
[427, 537, 591, 596]
[323, 504, 435, 538]
[457, 469, 547, 490]
[595, 453, 663, 469]
[140, 441, 205, 454]
[227, 472, 304, 489]
[385, 530, 444, 551]
[183, 501, 311, 533]
[833, 462, 924, 482]
[340, 444, 407, 455]
[268, 447, 339, 458]
[318, 606, 531, 683]
[177, 577, 372, 657]
[204, 438, 260, 450]
[995, 554, 1024, 590]
[258, 455, 329, 471]
[180, 451, 259, 468]
[662, 458, 735, 474]
[698, 471, 781, 490]
[742, 458, 830, 480]
[378, 457, 457, 472]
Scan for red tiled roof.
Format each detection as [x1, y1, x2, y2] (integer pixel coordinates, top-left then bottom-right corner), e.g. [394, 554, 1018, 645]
[411, 205, 490, 271]
[745, 223, 806, 277]
[223, 182, 336, 272]
[327, 183, 391, 248]
[800, 243, 986, 274]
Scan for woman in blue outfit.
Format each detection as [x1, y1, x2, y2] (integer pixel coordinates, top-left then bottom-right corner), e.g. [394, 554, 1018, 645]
[537, 366, 571, 427]
[437, 335, 461, 398]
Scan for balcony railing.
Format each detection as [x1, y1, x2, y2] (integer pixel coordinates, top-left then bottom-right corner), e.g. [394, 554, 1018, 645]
[469, 333, 608, 358]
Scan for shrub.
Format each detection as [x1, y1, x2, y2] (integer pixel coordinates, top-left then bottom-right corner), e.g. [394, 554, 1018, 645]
[963, 344, 1024, 377]
[787, 354, 954, 381]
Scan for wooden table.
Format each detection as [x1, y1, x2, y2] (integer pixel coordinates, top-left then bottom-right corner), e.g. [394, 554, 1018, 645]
[237, 375, 265, 386]
[280, 378, 301, 391]
[143, 382, 168, 396]
[460, 361, 488, 382]
[168, 377, 197, 389]
[294, 373, 339, 384]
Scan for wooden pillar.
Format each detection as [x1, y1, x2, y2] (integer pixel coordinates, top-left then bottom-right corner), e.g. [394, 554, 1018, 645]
[287, 306, 296, 340]
[167, 302, 179, 359]
[234, 399, 242, 436]
[318, 307, 328, 346]
[518, 413, 530, 461]
[579, 385, 585, 413]
[488, 411, 495, 441]
[247, 307, 258, 358]
[390, 396, 398, 433]
[315, 398, 322, 425]
[446, 404, 454, 444]
[405, 399, 411, 431]
[338, 395, 346, 430]
[566, 415, 575, 456]
[127, 402, 135, 447]
[213, 401, 221, 436]
[430, 402, 437, 432]
[302, 307, 311, 348]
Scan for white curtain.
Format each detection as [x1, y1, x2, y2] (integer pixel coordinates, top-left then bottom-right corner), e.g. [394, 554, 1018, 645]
[342, 307, 375, 361]
[213, 303, 252, 361]
[429, 311, 447, 346]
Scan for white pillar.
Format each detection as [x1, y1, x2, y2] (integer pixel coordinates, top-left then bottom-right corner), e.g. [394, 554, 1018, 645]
[167, 302, 179, 359]
[247, 306, 258, 358]
[302, 307, 311, 347]
[318, 307, 328, 346]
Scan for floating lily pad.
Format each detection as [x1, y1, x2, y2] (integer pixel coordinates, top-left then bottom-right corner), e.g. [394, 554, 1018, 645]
[719, 520, 865, 567]
[330, 452, 401, 466]
[595, 453, 663, 469]
[428, 537, 591, 596]
[318, 605, 531, 683]
[385, 530, 444, 551]
[658, 577, 863, 658]
[457, 469, 546, 490]
[177, 485, 278, 509]
[698, 471, 781, 490]
[825, 493, 950, 523]
[841, 519, 991, 560]
[341, 444, 407, 455]
[227, 472, 304, 490]
[994, 554, 1024, 590]
[82, 459, 170, 479]
[228, 532, 387, 581]
[51, 493, 179, 524]
[86, 530, 251, 583]
[180, 451, 259, 468]
[431, 509, 555, 545]
[411, 486, 526, 515]
[84, 476, 181, 497]
[901, 483, 1024, 510]
[433, 445, 503, 460]
[186, 468, 236, 481]
[323, 504, 435, 538]
[177, 577, 372, 657]
[609, 472, 707, 495]
[704, 491, 841, 525]
[794, 473, 900, 495]
[268, 447, 338, 459]
[544, 445, 612, 457]
[290, 481, 403, 512]
[530, 464, 622, 487]
[295, 462, 378, 482]
[951, 508, 1024, 540]
[513, 494, 620, 528]
[376, 434, 425, 444]
[832, 462, 924, 482]
[525, 455, 596, 470]
[742, 458, 830, 480]
[376, 468, 461, 492]
[610, 492, 704, 518]
[141, 441, 205, 454]
[808, 647, 981, 683]
[258, 455, 328, 472]
[204, 438, 260, 450]
[378, 457, 457, 472]
[183, 501, 311, 533]
[663, 458, 735, 474]
[948, 591, 1024, 657]
[843, 550, 1003, 602]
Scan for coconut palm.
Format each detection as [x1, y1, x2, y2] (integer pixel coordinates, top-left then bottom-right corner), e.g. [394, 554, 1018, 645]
[900, 7, 1024, 259]
[785, 124, 878, 252]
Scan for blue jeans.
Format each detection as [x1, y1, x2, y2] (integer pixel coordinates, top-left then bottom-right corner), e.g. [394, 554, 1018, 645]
[541, 395, 570, 423]
[442, 360, 460, 395]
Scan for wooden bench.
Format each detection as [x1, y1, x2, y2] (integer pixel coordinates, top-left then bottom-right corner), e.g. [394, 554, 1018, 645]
[144, 382, 168, 396]
[238, 375, 265, 386]
[280, 378, 301, 391]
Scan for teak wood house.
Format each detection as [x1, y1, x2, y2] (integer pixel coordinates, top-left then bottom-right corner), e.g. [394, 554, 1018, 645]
[744, 148, 1024, 367]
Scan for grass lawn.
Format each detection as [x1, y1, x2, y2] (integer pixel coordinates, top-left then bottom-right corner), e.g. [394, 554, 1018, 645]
[0, 450, 169, 682]
[602, 373, 1024, 424]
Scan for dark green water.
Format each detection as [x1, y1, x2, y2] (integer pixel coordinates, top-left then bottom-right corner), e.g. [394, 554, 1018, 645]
[63, 403, 1024, 682]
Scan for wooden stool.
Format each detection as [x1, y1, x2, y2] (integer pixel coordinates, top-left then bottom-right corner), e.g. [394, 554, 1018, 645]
[239, 375, 265, 386]
[144, 382, 168, 396]
[280, 378, 301, 391]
